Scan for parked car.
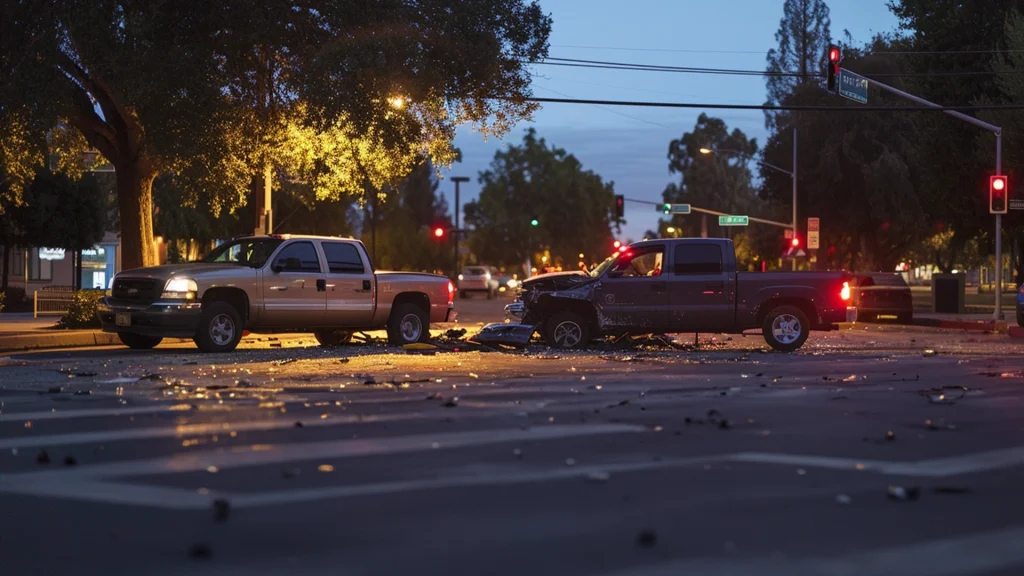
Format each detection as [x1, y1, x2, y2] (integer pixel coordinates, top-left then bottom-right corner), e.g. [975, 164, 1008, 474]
[849, 273, 913, 324]
[497, 238, 853, 352]
[457, 266, 499, 299]
[97, 235, 455, 352]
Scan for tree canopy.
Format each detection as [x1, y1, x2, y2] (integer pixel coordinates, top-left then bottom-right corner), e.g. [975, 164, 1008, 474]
[2, 1, 551, 270]
[764, 0, 831, 129]
[464, 129, 622, 271]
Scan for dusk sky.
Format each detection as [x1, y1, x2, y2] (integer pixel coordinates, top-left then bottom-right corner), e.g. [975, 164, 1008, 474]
[440, 0, 899, 242]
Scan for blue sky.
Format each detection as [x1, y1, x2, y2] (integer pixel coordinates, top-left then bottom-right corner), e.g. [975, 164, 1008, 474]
[440, 0, 899, 242]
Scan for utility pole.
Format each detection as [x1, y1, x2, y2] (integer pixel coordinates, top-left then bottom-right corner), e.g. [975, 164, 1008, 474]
[792, 127, 798, 271]
[451, 176, 469, 278]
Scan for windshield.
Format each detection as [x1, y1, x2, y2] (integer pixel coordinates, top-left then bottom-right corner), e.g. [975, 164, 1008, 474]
[202, 238, 284, 268]
[589, 252, 621, 278]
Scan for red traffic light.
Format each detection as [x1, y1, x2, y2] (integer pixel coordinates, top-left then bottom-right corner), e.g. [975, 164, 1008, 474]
[791, 237, 800, 248]
[829, 47, 840, 63]
[990, 175, 1008, 214]
[613, 240, 621, 249]
[433, 227, 445, 238]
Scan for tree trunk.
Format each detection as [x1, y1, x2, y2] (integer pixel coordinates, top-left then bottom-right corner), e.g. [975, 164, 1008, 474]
[1, 234, 10, 291]
[116, 161, 158, 271]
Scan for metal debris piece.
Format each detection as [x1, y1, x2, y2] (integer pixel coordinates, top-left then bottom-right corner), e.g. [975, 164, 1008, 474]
[213, 499, 230, 522]
[636, 530, 657, 547]
[274, 358, 298, 366]
[74, 372, 97, 377]
[442, 397, 459, 407]
[73, 390, 92, 396]
[444, 328, 468, 339]
[46, 386, 63, 394]
[64, 455, 77, 466]
[887, 485, 921, 501]
[138, 373, 163, 381]
[36, 450, 50, 465]
[473, 323, 535, 347]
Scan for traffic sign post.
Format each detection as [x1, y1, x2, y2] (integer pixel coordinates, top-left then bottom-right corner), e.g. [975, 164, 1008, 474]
[838, 68, 868, 104]
[807, 217, 820, 250]
[1010, 199, 1024, 211]
[718, 215, 749, 226]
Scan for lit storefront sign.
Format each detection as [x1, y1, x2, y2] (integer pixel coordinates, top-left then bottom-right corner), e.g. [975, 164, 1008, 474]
[39, 248, 66, 261]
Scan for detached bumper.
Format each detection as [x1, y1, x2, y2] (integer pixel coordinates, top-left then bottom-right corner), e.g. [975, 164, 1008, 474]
[472, 323, 536, 347]
[97, 298, 202, 338]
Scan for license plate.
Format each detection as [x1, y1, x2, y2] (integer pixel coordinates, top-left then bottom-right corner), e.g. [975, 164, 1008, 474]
[115, 312, 131, 327]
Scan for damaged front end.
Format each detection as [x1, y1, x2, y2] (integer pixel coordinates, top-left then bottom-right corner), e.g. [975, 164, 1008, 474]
[481, 270, 603, 348]
[473, 322, 537, 347]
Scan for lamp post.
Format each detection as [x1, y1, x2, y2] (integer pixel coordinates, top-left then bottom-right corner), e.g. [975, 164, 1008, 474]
[700, 127, 797, 270]
[450, 176, 469, 278]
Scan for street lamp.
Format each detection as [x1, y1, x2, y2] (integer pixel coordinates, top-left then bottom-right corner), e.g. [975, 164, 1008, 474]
[701, 128, 798, 269]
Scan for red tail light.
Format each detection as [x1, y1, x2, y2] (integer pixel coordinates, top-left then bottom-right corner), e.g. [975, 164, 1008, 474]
[448, 281, 455, 304]
[840, 281, 851, 301]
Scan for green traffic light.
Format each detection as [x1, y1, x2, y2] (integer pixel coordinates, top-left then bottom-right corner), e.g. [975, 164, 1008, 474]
[662, 204, 671, 215]
[530, 219, 539, 226]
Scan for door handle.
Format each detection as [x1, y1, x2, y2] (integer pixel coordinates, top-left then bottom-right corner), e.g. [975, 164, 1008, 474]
[704, 282, 725, 294]
[316, 279, 327, 292]
[270, 286, 288, 291]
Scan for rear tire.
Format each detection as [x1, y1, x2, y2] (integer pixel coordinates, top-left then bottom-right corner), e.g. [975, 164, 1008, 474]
[762, 305, 810, 352]
[194, 301, 244, 353]
[543, 311, 591, 350]
[314, 330, 352, 347]
[118, 332, 162, 350]
[387, 303, 430, 346]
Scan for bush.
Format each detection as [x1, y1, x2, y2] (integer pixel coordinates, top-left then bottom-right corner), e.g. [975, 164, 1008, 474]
[57, 289, 105, 329]
[0, 286, 28, 312]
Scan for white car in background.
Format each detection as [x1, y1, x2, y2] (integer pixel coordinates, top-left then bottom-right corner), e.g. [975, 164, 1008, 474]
[457, 266, 500, 299]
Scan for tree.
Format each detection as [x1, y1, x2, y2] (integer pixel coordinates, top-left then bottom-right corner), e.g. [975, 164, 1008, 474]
[3, 1, 552, 270]
[662, 114, 763, 239]
[759, 39, 927, 272]
[464, 129, 622, 271]
[764, 0, 832, 129]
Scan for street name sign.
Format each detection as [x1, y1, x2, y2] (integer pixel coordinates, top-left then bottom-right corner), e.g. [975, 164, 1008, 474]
[839, 68, 868, 104]
[718, 215, 749, 226]
[1010, 198, 1024, 211]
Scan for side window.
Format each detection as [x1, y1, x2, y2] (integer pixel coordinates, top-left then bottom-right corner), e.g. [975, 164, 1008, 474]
[673, 244, 723, 275]
[322, 242, 366, 274]
[273, 241, 321, 273]
[611, 248, 664, 278]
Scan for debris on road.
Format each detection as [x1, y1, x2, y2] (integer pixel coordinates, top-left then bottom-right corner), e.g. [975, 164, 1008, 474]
[444, 328, 467, 339]
[442, 397, 459, 407]
[282, 467, 301, 479]
[512, 448, 523, 459]
[565, 458, 576, 466]
[920, 385, 969, 405]
[923, 349, 937, 357]
[426, 392, 444, 400]
[887, 485, 921, 501]
[294, 421, 304, 428]
[64, 455, 77, 466]
[636, 530, 657, 548]
[36, 450, 50, 464]
[189, 543, 213, 560]
[273, 358, 298, 366]
[213, 499, 231, 522]
[835, 494, 852, 505]
[585, 471, 610, 483]
[932, 486, 972, 495]
[923, 418, 957, 431]
[73, 390, 92, 396]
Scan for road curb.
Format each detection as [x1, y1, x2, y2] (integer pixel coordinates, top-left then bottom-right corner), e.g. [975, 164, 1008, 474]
[0, 331, 122, 352]
[911, 318, 1008, 333]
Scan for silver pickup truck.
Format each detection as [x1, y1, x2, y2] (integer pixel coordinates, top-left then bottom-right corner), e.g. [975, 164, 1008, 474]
[97, 235, 455, 352]
[494, 238, 853, 352]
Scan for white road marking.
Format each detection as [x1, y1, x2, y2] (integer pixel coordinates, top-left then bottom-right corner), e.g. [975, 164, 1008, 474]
[0, 404, 193, 423]
[597, 525, 1024, 576]
[0, 411, 430, 450]
[727, 447, 1024, 477]
[7, 423, 647, 481]
[0, 479, 218, 510]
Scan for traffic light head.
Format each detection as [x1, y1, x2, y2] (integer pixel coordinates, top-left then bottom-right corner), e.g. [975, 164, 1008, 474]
[614, 195, 625, 218]
[662, 203, 671, 215]
[826, 45, 841, 92]
[791, 237, 800, 248]
[990, 175, 1008, 214]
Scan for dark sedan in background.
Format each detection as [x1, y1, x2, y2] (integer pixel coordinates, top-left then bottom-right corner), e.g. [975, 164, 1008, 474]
[850, 273, 913, 323]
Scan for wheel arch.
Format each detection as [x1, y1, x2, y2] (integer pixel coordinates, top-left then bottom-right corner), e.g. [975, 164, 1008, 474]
[756, 297, 817, 327]
[202, 288, 250, 327]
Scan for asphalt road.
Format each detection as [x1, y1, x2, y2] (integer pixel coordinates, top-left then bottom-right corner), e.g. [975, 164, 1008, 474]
[3, 300, 1024, 575]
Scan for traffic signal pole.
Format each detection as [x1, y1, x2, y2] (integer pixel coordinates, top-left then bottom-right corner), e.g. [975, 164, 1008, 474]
[858, 77, 1004, 320]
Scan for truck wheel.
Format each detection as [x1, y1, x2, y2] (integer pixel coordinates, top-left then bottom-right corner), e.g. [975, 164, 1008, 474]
[543, 311, 590, 350]
[762, 305, 810, 352]
[118, 333, 162, 350]
[314, 330, 352, 347]
[194, 301, 243, 353]
[388, 303, 430, 346]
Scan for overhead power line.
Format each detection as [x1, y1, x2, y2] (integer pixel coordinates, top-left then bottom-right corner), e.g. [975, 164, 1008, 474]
[526, 96, 1024, 113]
[552, 43, 1024, 56]
[537, 56, 1024, 78]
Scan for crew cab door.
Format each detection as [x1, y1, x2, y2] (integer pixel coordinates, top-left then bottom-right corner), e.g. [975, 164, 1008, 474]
[262, 240, 327, 326]
[666, 242, 735, 332]
[319, 241, 376, 326]
[594, 244, 668, 333]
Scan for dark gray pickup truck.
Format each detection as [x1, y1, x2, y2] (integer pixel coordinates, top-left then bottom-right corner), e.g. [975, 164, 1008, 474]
[495, 238, 854, 352]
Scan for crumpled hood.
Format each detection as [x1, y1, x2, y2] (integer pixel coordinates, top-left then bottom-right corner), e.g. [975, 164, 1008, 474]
[520, 270, 594, 292]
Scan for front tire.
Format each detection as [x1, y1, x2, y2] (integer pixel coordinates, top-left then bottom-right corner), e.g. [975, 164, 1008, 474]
[762, 305, 810, 352]
[543, 311, 591, 350]
[387, 303, 430, 346]
[194, 302, 244, 353]
[118, 332, 162, 350]
[314, 330, 352, 347]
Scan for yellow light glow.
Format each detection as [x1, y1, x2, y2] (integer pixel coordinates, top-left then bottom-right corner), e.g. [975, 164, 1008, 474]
[388, 96, 405, 109]
[699, 148, 713, 154]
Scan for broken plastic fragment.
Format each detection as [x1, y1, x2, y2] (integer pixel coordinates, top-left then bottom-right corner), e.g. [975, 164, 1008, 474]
[887, 485, 920, 501]
[585, 471, 610, 482]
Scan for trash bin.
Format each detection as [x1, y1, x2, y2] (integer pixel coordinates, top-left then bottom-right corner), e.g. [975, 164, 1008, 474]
[932, 273, 965, 314]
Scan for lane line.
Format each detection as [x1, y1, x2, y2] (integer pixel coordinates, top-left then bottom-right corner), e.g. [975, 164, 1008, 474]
[4, 423, 647, 481]
[597, 525, 1024, 576]
[0, 479, 218, 510]
[0, 404, 193, 423]
[727, 447, 1024, 478]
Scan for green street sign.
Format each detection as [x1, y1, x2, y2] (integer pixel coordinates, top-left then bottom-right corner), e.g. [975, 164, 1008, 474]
[839, 68, 868, 104]
[658, 203, 691, 215]
[718, 215, 749, 226]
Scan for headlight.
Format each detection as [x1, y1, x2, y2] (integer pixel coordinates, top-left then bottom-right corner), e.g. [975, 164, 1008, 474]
[458, 274, 464, 281]
[507, 279, 518, 288]
[162, 277, 198, 300]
